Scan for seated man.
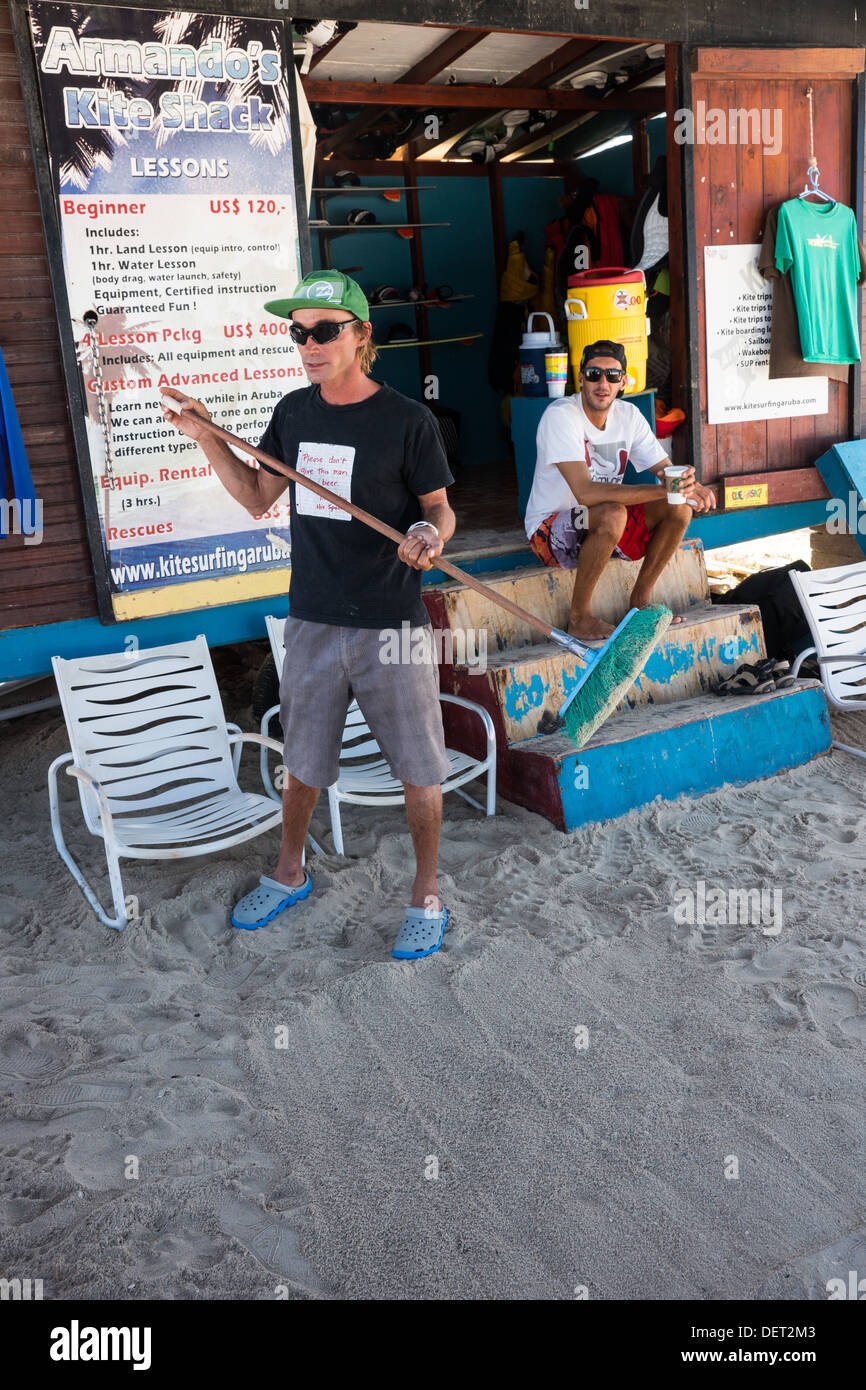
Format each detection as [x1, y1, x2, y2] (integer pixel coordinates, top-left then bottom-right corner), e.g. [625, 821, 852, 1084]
[524, 340, 716, 644]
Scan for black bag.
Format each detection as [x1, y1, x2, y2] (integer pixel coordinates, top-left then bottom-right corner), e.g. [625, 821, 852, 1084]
[712, 560, 811, 663]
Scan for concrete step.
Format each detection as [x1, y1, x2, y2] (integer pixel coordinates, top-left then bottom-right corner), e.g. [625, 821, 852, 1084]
[424, 537, 710, 657]
[453, 602, 765, 745]
[441, 681, 831, 831]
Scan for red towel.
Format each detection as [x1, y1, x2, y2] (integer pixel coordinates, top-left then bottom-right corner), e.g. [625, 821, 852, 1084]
[594, 195, 624, 267]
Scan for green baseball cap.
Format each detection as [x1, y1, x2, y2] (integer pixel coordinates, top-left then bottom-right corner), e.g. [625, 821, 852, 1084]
[265, 270, 369, 321]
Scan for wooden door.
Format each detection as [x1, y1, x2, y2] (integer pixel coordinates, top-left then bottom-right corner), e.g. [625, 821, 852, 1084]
[687, 47, 865, 506]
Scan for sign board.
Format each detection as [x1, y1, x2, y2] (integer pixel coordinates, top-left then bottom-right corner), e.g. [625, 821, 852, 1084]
[27, 2, 307, 621]
[724, 482, 769, 509]
[704, 244, 828, 426]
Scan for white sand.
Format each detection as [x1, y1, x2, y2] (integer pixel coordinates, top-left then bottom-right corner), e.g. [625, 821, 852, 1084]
[1, 640, 865, 1301]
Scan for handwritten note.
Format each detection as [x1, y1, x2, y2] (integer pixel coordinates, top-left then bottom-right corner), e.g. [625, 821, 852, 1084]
[294, 442, 355, 520]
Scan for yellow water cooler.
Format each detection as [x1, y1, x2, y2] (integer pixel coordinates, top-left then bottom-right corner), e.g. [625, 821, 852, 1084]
[566, 268, 649, 393]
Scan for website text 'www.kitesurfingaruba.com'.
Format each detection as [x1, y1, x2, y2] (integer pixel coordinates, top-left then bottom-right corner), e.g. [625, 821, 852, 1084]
[109, 538, 284, 588]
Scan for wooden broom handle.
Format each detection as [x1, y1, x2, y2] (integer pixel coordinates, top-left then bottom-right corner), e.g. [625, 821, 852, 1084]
[186, 410, 559, 642]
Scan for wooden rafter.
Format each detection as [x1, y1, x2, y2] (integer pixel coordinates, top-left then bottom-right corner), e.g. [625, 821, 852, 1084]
[304, 80, 665, 112]
[501, 36, 600, 90]
[502, 60, 666, 162]
[409, 37, 607, 162]
[308, 29, 350, 72]
[400, 37, 657, 162]
[610, 60, 666, 96]
[317, 29, 489, 157]
[500, 110, 591, 162]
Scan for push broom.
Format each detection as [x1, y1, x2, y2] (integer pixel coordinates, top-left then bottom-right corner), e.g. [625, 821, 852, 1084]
[163, 398, 671, 749]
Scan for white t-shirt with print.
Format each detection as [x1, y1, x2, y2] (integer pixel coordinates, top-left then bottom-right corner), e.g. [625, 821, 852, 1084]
[524, 395, 669, 539]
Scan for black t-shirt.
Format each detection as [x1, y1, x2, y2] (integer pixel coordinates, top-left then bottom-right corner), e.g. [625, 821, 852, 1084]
[258, 382, 454, 628]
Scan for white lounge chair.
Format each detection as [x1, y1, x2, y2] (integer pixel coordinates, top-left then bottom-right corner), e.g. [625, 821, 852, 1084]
[49, 636, 295, 930]
[791, 561, 866, 759]
[259, 614, 497, 855]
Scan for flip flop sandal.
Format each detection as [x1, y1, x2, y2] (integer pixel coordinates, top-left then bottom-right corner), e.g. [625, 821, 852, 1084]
[392, 905, 448, 960]
[744, 657, 791, 680]
[231, 873, 312, 930]
[715, 667, 776, 695]
[772, 673, 796, 690]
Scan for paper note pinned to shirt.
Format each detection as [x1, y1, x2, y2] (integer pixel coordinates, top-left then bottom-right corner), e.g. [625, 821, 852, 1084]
[294, 442, 355, 520]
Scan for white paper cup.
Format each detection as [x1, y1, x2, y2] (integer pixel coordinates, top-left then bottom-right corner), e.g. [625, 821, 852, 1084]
[664, 465, 689, 504]
[547, 380, 567, 397]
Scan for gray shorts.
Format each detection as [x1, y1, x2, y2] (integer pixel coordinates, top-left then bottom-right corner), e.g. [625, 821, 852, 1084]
[279, 616, 451, 789]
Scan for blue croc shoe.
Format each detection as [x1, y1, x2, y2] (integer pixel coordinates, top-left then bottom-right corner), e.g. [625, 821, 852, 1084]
[231, 873, 312, 930]
[392, 905, 448, 960]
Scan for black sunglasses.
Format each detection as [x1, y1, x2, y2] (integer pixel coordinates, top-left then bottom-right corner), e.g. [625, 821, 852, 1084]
[583, 366, 624, 382]
[289, 318, 357, 346]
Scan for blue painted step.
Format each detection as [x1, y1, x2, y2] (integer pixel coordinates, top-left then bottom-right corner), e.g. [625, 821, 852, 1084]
[499, 682, 831, 831]
[484, 603, 764, 743]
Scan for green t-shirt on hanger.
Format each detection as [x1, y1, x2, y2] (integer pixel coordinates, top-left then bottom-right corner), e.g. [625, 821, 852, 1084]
[774, 198, 863, 364]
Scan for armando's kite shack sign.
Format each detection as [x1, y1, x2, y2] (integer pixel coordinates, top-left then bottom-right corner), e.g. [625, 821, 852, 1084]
[26, 3, 307, 622]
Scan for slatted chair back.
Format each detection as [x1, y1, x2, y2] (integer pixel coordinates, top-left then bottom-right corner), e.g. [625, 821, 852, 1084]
[51, 636, 237, 834]
[790, 563, 866, 709]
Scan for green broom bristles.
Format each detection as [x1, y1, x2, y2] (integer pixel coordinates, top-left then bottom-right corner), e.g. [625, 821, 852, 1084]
[562, 604, 673, 749]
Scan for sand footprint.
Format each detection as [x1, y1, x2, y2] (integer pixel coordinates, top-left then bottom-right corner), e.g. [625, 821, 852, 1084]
[219, 1198, 322, 1290]
[675, 811, 719, 837]
[0, 1029, 71, 1090]
[801, 983, 866, 1043]
[27, 1080, 131, 1106]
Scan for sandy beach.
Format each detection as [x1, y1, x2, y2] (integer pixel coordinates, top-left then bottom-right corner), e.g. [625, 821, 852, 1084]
[1, 624, 865, 1302]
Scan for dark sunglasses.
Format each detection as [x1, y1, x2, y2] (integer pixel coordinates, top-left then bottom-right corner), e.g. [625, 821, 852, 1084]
[289, 318, 356, 346]
[583, 366, 624, 382]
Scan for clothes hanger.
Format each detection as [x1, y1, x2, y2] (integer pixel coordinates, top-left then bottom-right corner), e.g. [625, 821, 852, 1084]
[799, 161, 836, 207]
[797, 89, 836, 207]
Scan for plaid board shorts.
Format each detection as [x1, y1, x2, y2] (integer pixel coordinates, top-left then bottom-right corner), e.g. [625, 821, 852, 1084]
[279, 616, 452, 789]
[529, 502, 651, 570]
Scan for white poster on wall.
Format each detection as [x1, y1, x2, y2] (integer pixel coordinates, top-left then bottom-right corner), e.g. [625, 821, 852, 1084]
[28, 1, 306, 621]
[704, 244, 828, 424]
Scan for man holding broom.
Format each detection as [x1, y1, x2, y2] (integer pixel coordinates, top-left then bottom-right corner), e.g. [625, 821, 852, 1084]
[525, 340, 716, 644]
[161, 271, 456, 960]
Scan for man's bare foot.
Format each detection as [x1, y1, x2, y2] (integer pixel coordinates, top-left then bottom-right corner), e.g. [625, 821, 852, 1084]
[567, 614, 616, 643]
[629, 591, 684, 624]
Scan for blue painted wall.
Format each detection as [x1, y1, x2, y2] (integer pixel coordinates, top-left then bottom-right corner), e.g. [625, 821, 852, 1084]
[310, 133, 667, 466]
[576, 116, 667, 196]
[312, 173, 503, 465]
